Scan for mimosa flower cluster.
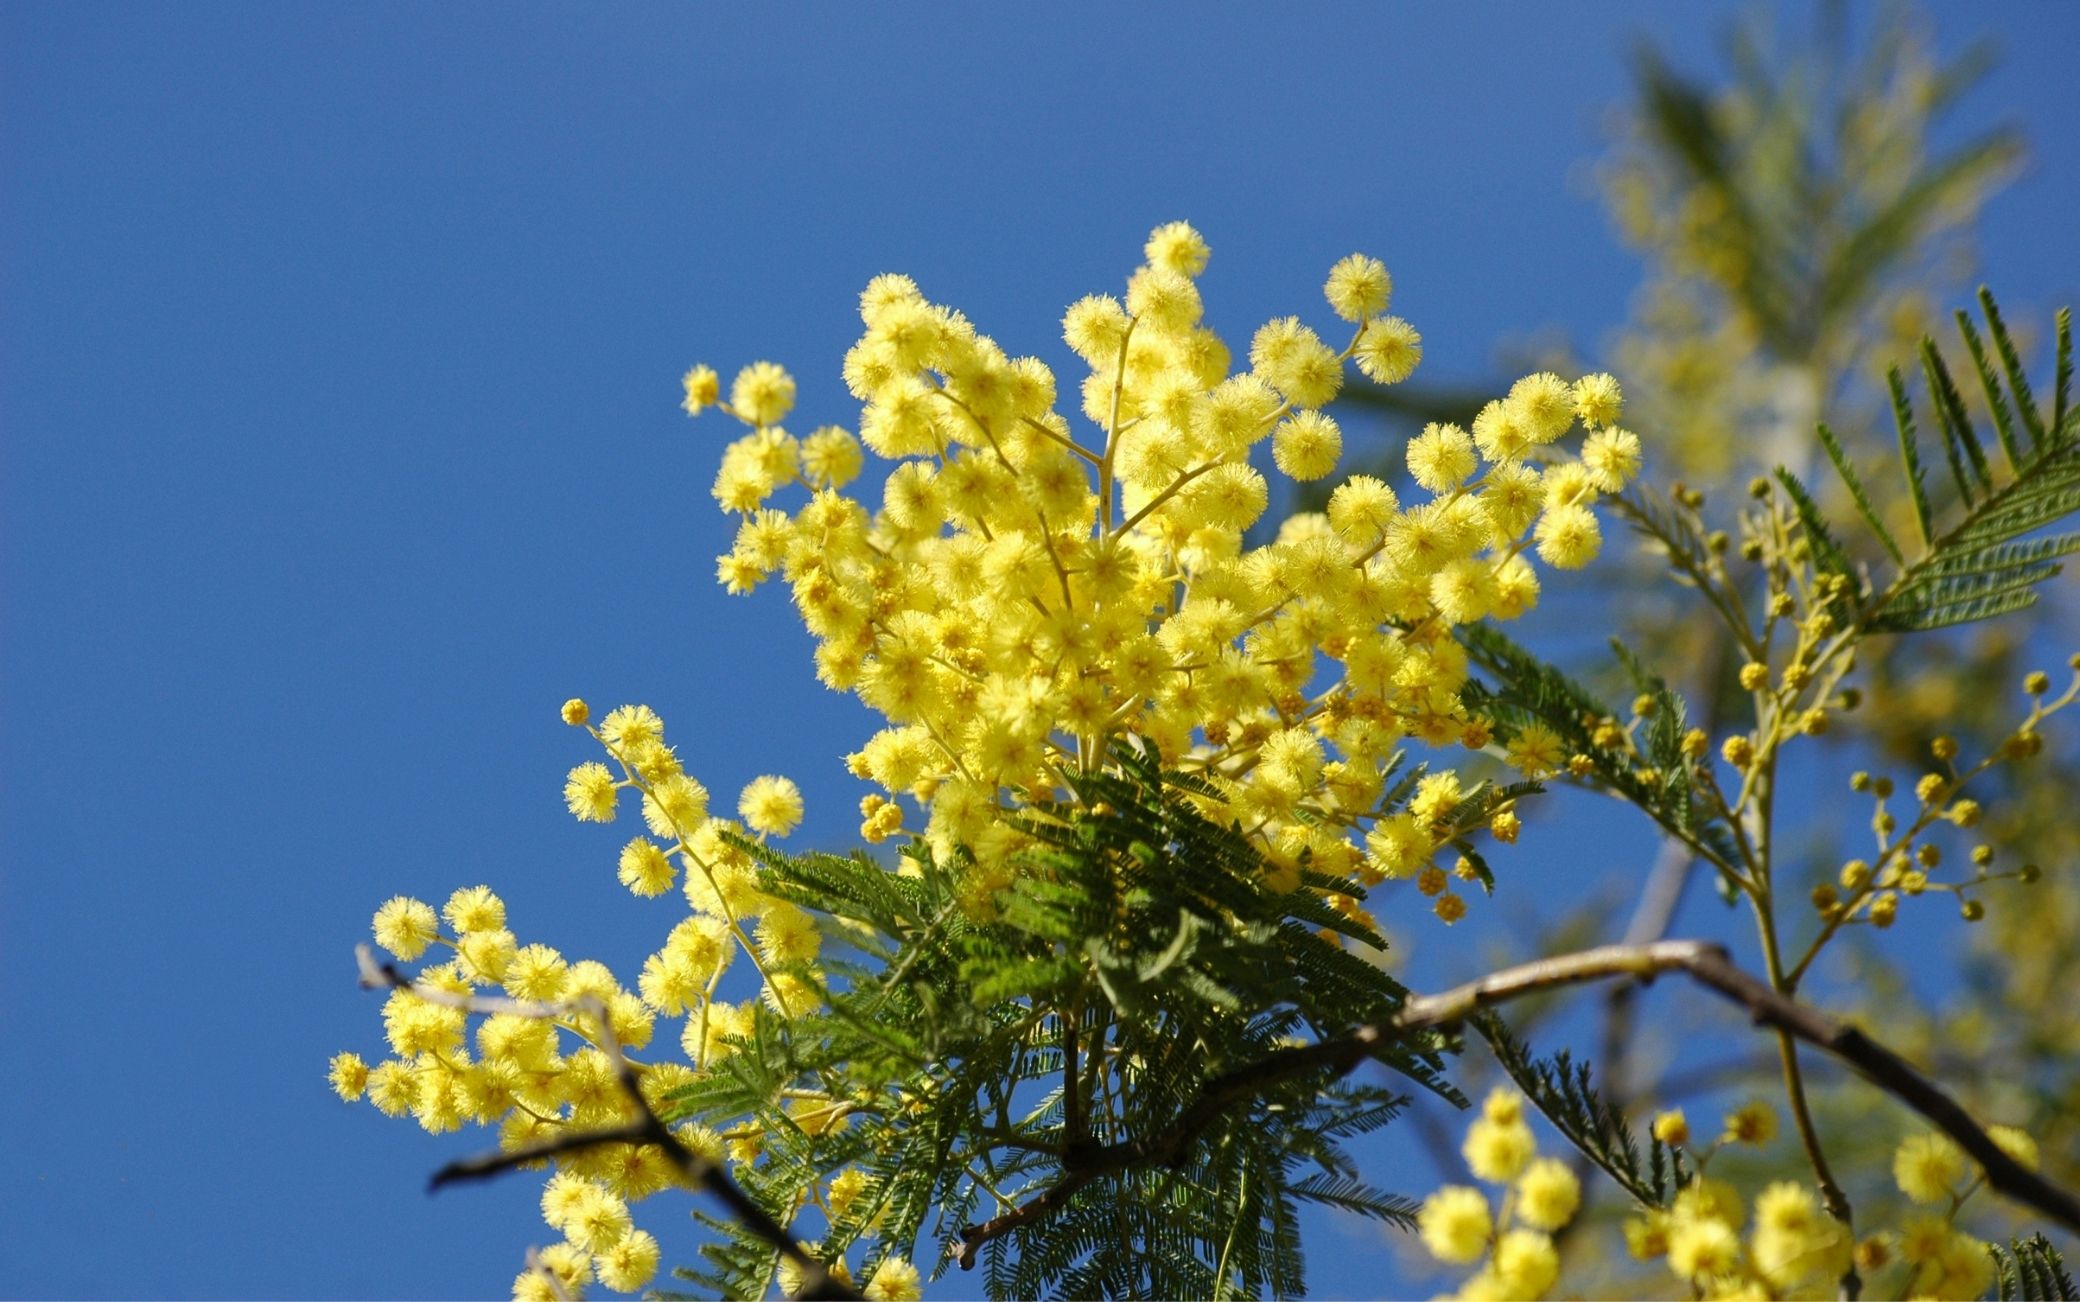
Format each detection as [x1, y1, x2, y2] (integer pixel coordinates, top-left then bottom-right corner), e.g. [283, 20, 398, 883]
[335, 224, 1645, 1298]
[330, 698, 928, 1301]
[1419, 1093, 2043, 1301]
[689, 222, 1639, 924]
[1415, 1089, 1581, 1300]
[1624, 1108, 2039, 1301]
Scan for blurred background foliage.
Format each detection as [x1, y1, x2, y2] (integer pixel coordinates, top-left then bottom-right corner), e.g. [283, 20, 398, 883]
[1328, 3, 2076, 1284]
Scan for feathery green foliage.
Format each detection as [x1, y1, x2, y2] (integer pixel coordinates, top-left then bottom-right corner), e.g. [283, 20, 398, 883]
[1992, 1234, 2078, 1302]
[1631, 36, 2020, 361]
[1475, 1014, 1690, 1209]
[1797, 296, 2080, 634]
[663, 742, 1453, 1298]
[1457, 622, 1743, 882]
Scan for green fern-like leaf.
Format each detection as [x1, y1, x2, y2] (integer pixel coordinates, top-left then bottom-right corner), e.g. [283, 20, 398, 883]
[1817, 421, 1904, 564]
[1992, 1233, 2079, 1301]
[1773, 466, 1856, 583]
[1287, 1173, 1420, 1227]
[1458, 623, 1743, 876]
[1475, 1014, 1689, 1208]
[1803, 294, 2080, 635]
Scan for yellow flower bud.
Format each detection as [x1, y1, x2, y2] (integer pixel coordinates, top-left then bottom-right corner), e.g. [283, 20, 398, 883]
[1651, 1110, 1689, 1147]
[680, 363, 721, 415]
[561, 697, 590, 726]
[1870, 892, 1899, 928]
[1721, 1099, 1777, 1145]
[1855, 1235, 1893, 1272]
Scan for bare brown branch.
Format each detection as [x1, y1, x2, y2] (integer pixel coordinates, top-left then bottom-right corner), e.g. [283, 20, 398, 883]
[953, 938, 2080, 1269]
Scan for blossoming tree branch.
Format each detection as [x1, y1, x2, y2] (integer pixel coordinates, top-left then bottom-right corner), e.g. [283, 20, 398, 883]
[336, 222, 2080, 1301]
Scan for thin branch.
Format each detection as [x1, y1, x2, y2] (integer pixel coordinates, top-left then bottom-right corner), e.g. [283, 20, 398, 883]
[357, 944, 565, 1019]
[953, 939, 2080, 1267]
[356, 946, 861, 1301]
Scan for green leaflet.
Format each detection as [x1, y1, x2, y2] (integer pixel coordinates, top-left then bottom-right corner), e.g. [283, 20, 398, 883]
[1992, 1234, 2078, 1301]
[1802, 295, 2080, 637]
[1475, 1014, 1691, 1209]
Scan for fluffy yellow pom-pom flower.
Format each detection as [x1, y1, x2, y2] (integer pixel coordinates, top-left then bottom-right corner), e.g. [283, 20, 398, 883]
[1515, 1158, 1581, 1231]
[1581, 427, 1642, 491]
[864, 1256, 922, 1302]
[1417, 1185, 1493, 1263]
[1407, 421, 1477, 493]
[681, 364, 720, 416]
[565, 1182, 633, 1253]
[1571, 372, 1622, 428]
[1272, 410, 1343, 481]
[1144, 220, 1210, 277]
[1666, 1214, 1741, 1281]
[1353, 315, 1421, 383]
[442, 884, 506, 935]
[599, 703, 664, 750]
[1721, 1099, 1778, 1146]
[372, 896, 439, 960]
[1533, 504, 1602, 569]
[328, 1051, 369, 1101]
[1893, 1131, 1967, 1203]
[564, 762, 619, 823]
[616, 837, 675, 897]
[739, 774, 805, 837]
[1323, 253, 1391, 322]
[1493, 1228, 1560, 1298]
[596, 1228, 660, 1292]
[1464, 1115, 1536, 1183]
[730, 361, 796, 427]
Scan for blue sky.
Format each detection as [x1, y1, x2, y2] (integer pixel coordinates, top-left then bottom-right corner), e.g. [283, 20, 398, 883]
[3, 4, 2076, 1299]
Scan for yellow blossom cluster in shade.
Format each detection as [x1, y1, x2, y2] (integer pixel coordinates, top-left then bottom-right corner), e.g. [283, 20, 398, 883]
[688, 222, 1639, 922]
[1613, 1105, 2045, 1301]
[1415, 1089, 1580, 1300]
[334, 701, 895, 1299]
[1618, 1098, 1862, 1297]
